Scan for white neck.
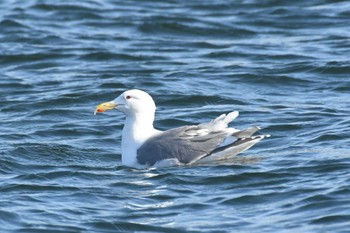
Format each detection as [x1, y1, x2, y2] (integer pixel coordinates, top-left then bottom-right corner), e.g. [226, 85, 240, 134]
[121, 112, 159, 167]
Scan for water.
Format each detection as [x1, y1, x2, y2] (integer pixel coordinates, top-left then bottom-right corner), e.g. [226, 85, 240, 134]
[1, 0, 350, 232]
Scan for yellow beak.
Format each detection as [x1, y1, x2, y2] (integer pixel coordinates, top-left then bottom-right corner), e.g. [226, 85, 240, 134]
[94, 102, 117, 115]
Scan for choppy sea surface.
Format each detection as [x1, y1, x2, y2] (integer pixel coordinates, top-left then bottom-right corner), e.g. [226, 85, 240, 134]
[1, 0, 350, 232]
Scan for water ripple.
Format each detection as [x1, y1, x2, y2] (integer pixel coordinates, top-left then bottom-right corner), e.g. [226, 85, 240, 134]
[1, 0, 350, 232]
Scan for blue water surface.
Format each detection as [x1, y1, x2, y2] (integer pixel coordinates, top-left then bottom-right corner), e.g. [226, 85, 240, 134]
[1, 0, 350, 232]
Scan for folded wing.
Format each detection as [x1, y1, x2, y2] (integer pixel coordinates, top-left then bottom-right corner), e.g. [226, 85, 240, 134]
[136, 111, 268, 166]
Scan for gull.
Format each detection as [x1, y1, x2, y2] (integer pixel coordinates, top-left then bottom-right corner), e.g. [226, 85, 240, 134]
[95, 89, 269, 168]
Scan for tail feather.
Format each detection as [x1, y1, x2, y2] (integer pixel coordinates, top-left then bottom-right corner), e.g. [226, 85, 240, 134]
[224, 111, 239, 124]
[209, 111, 239, 130]
[233, 126, 260, 138]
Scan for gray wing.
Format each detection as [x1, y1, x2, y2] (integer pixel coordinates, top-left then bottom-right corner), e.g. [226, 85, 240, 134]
[136, 125, 234, 166]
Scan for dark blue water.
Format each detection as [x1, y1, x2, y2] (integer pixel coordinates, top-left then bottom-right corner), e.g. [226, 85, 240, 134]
[1, 0, 350, 232]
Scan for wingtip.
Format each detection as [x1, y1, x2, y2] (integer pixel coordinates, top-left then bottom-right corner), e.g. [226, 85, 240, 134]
[257, 134, 271, 140]
[245, 134, 271, 141]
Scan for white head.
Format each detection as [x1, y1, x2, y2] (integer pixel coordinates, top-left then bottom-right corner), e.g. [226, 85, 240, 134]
[112, 89, 156, 117]
[95, 89, 156, 119]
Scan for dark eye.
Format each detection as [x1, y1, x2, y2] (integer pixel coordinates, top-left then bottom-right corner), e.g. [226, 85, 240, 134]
[126, 95, 131, 100]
